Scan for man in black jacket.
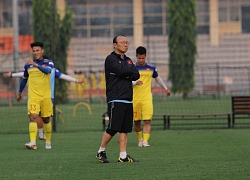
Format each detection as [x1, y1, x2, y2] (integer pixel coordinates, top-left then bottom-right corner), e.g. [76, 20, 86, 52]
[96, 35, 140, 163]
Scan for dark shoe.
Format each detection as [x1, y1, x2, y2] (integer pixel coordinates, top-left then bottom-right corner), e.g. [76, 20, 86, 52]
[96, 151, 109, 163]
[118, 154, 139, 162]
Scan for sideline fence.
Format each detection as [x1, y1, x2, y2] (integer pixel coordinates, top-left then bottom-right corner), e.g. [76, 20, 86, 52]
[0, 0, 250, 133]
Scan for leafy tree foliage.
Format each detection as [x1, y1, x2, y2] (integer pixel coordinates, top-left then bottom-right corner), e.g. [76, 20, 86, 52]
[168, 0, 197, 99]
[32, 0, 74, 103]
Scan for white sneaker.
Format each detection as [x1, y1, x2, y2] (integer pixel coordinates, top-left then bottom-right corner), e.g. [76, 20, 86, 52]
[45, 142, 52, 149]
[39, 134, 46, 140]
[138, 140, 143, 147]
[142, 141, 150, 147]
[25, 142, 37, 150]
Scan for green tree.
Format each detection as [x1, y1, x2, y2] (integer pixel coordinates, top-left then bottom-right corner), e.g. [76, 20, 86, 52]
[32, 0, 53, 56]
[168, 0, 197, 99]
[54, 5, 74, 104]
[32, 0, 74, 103]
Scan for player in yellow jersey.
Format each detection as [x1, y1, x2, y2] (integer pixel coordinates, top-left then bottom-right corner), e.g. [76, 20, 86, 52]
[3, 64, 84, 141]
[90, 71, 97, 90]
[133, 46, 171, 147]
[73, 71, 80, 99]
[99, 70, 106, 103]
[17, 42, 54, 150]
[79, 71, 90, 103]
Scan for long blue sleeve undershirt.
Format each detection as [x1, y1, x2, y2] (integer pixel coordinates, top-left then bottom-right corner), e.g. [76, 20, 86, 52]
[37, 65, 51, 74]
[18, 78, 27, 93]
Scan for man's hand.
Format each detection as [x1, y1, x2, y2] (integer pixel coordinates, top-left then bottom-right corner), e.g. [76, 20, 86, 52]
[77, 78, 84, 84]
[3, 71, 12, 78]
[27, 59, 37, 67]
[136, 80, 143, 85]
[165, 89, 171, 96]
[16, 93, 23, 103]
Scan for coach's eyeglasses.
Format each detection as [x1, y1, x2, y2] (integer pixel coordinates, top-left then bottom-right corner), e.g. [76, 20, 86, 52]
[116, 41, 130, 45]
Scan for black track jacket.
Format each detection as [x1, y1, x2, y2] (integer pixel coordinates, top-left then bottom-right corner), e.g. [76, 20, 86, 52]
[105, 51, 140, 102]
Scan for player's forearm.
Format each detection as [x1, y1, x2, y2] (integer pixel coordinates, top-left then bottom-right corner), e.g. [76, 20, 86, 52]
[155, 76, 168, 90]
[12, 72, 23, 78]
[37, 65, 51, 74]
[59, 73, 78, 83]
[18, 78, 27, 93]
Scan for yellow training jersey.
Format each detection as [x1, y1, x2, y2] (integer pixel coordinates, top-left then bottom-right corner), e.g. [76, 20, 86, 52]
[133, 63, 158, 101]
[23, 59, 54, 100]
[90, 72, 97, 90]
[99, 72, 106, 90]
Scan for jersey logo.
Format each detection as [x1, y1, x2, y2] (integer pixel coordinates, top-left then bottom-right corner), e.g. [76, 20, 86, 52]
[146, 68, 150, 71]
[42, 64, 46, 67]
[127, 60, 132, 64]
[119, 61, 121, 63]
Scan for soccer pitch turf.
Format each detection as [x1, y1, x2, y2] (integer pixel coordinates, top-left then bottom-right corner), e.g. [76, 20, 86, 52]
[0, 129, 250, 180]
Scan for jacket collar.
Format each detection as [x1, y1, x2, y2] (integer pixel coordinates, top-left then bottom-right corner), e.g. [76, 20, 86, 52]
[111, 51, 127, 59]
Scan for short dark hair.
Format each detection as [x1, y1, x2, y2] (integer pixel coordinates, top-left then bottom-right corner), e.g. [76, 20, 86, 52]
[30, 42, 43, 49]
[113, 35, 126, 43]
[136, 46, 147, 55]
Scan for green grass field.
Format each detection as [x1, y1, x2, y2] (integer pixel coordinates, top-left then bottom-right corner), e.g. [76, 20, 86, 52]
[0, 96, 250, 179]
[1, 95, 249, 134]
[1, 129, 250, 180]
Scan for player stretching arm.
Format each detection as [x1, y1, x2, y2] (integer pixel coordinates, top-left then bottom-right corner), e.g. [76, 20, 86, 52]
[3, 69, 84, 140]
[3, 70, 84, 83]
